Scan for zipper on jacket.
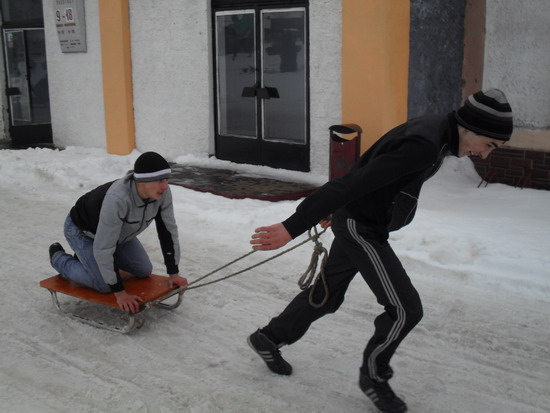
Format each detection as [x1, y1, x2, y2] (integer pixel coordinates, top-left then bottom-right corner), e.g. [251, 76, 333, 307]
[120, 199, 154, 244]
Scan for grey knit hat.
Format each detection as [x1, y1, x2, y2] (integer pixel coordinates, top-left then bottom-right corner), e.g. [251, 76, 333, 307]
[133, 152, 171, 182]
[455, 88, 513, 141]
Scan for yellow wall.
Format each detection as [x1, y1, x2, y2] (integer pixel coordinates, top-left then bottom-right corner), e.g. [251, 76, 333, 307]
[342, 0, 410, 153]
[98, 0, 135, 155]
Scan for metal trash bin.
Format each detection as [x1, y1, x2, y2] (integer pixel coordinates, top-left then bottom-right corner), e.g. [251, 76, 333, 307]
[329, 123, 362, 180]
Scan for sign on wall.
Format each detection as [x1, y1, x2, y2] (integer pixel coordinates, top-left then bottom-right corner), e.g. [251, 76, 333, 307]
[54, 0, 87, 53]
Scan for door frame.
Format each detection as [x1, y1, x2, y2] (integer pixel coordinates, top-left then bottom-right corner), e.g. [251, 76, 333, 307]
[212, 0, 310, 172]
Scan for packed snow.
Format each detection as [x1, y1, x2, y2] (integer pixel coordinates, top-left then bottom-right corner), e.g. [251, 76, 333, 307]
[0, 146, 549, 413]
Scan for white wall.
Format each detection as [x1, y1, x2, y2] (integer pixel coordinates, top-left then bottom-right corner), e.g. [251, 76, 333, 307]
[41, 0, 341, 177]
[130, 0, 212, 157]
[39, 1, 549, 169]
[0, 9, 9, 140]
[130, 0, 340, 177]
[42, 0, 106, 148]
[484, 0, 550, 130]
[308, 0, 342, 177]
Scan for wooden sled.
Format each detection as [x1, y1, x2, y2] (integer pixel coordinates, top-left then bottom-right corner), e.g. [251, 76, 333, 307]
[40, 274, 184, 333]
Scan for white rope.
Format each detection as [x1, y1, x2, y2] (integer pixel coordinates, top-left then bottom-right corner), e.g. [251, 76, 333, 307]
[176, 227, 329, 307]
[297, 226, 329, 308]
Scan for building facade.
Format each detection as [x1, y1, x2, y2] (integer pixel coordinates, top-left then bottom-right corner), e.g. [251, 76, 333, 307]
[1, 0, 549, 186]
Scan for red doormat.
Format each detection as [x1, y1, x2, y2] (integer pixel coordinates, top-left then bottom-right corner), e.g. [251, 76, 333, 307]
[169, 164, 318, 201]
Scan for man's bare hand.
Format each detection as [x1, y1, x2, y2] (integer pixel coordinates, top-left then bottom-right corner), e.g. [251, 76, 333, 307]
[168, 274, 188, 293]
[114, 290, 143, 313]
[250, 223, 292, 251]
[320, 216, 332, 229]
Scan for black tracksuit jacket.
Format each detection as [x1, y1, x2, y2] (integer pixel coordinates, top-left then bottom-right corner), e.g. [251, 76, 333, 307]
[283, 113, 460, 241]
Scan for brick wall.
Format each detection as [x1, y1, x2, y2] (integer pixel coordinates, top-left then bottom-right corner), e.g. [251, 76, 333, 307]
[471, 147, 550, 190]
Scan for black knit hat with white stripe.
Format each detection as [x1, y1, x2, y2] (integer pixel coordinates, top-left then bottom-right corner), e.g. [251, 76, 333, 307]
[133, 152, 171, 182]
[454, 88, 513, 141]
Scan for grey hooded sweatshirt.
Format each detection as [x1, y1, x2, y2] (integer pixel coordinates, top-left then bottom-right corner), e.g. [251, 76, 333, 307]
[70, 174, 180, 292]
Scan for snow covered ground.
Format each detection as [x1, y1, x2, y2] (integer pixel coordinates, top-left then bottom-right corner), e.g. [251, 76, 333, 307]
[1, 146, 549, 413]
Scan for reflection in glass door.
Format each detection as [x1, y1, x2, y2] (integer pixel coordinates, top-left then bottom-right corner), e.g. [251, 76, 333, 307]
[214, 6, 309, 171]
[216, 11, 257, 138]
[3, 28, 52, 143]
[261, 9, 306, 145]
[4, 30, 32, 125]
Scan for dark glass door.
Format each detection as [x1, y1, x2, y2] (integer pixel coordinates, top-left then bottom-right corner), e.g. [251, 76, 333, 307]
[214, 7, 309, 171]
[3, 28, 52, 144]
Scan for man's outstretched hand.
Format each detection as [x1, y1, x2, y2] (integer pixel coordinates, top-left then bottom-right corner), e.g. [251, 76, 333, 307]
[319, 216, 331, 229]
[250, 223, 292, 251]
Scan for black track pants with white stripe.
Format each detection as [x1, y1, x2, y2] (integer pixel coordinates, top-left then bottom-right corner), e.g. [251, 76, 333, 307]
[264, 211, 423, 380]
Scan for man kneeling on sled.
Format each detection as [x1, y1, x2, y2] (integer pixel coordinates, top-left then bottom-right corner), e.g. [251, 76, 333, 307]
[49, 151, 188, 313]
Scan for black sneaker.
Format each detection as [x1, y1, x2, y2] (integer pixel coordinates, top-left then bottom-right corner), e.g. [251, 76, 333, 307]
[359, 370, 407, 412]
[49, 242, 65, 264]
[247, 329, 292, 375]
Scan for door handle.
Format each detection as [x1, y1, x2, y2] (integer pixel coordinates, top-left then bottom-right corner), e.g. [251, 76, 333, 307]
[6, 87, 21, 96]
[258, 87, 280, 99]
[242, 81, 260, 97]
[241, 86, 256, 97]
[241, 85, 280, 99]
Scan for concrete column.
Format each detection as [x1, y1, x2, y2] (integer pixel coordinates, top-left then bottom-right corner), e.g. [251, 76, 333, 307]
[98, 0, 135, 154]
[342, 0, 410, 152]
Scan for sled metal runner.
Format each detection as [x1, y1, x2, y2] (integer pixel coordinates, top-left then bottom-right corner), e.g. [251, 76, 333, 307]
[40, 274, 183, 334]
